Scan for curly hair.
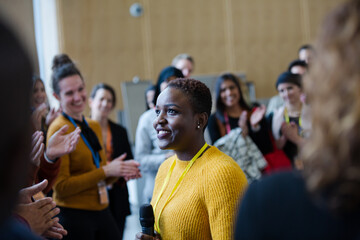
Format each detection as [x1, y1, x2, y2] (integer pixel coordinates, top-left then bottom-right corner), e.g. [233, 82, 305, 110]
[302, 0, 360, 213]
[168, 78, 212, 127]
[51, 54, 83, 95]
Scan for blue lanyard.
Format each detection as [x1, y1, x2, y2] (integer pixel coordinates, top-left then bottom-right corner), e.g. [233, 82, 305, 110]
[63, 113, 101, 168]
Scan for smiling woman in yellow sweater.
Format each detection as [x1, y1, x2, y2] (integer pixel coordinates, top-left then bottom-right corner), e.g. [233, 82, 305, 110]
[136, 78, 248, 240]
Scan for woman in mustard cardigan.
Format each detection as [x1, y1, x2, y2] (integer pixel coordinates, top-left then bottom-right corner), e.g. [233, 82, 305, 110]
[47, 54, 141, 240]
[136, 78, 248, 240]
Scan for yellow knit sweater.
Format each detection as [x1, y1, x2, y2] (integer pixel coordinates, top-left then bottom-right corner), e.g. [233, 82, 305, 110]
[151, 146, 248, 240]
[47, 115, 113, 211]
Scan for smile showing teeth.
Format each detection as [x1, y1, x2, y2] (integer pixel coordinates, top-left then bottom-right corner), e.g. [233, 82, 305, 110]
[73, 102, 83, 106]
[159, 130, 169, 134]
[157, 129, 171, 139]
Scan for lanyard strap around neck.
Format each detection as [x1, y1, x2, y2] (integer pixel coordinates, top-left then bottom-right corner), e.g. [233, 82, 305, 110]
[223, 112, 231, 134]
[284, 107, 302, 127]
[153, 142, 209, 234]
[63, 113, 101, 168]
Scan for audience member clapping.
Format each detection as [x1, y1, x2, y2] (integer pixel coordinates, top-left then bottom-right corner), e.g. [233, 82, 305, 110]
[236, 1, 360, 238]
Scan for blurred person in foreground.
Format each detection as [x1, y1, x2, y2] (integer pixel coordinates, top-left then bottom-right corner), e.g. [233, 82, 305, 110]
[0, 20, 54, 239]
[235, 0, 360, 239]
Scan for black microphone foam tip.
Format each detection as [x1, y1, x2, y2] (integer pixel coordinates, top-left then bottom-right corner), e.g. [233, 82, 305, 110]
[139, 204, 154, 227]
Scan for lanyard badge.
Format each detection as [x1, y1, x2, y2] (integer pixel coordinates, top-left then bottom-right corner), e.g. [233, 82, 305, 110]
[62, 113, 108, 204]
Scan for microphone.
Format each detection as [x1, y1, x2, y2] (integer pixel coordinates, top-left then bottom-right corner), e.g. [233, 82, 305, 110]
[139, 204, 154, 236]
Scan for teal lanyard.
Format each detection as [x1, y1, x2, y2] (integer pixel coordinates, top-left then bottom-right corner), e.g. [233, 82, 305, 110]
[62, 113, 101, 168]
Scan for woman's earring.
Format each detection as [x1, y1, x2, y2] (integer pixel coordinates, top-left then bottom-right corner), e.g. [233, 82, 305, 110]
[197, 122, 201, 129]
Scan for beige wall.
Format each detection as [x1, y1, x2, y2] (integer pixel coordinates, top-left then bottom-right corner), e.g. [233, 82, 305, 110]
[57, 0, 344, 114]
[0, 0, 39, 73]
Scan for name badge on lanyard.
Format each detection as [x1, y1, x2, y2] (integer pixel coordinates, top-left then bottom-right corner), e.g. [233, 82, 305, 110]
[62, 113, 109, 204]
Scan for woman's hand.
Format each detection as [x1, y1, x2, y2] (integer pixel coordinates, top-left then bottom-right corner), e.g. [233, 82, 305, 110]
[238, 111, 249, 137]
[250, 105, 266, 129]
[45, 107, 62, 126]
[18, 180, 48, 204]
[15, 198, 60, 236]
[32, 103, 48, 131]
[103, 153, 142, 179]
[31, 131, 45, 166]
[42, 222, 68, 239]
[16, 180, 62, 236]
[46, 125, 81, 161]
[135, 232, 161, 240]
[281, 122, 303, 145]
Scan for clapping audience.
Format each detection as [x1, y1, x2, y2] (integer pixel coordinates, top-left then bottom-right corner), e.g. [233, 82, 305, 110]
[236, 0, 360, 239]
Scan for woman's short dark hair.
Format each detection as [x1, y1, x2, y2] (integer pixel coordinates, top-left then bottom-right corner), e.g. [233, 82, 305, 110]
[90, 83, 116, 108]
[214, 73, 251, 123]
[168, 78, 212, 127]
[51, 54, 83, 95]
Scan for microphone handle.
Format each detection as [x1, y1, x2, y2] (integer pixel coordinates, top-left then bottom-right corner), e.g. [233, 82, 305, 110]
[142, 226, 154, 236]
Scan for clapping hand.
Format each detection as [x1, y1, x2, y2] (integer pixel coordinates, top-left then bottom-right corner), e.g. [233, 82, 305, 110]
[42, 222, 68, 239]
[281, 122, 302, 145]
[45, 107, 62, 126]
[250, 105, 266, 129]
[103, 153, 142, 180]
[31, 103, 47, 131]
[238, 111, 249, 137]
[31, 131, 45, 166]
[46, 125, 81, 161]
[16, 180, 67, 239]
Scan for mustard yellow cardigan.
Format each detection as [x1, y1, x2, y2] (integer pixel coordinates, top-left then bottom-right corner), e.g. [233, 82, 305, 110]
[47, 115, 115, 211]
[151, 146, 248, 240]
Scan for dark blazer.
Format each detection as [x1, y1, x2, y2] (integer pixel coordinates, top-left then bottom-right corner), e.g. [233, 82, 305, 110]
[108, 120, 133, 219]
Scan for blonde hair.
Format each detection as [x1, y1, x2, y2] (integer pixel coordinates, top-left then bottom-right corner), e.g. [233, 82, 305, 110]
[302, 0, 360, 213]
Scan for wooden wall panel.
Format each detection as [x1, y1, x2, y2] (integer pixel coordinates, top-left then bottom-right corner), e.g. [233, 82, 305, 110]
[146, 0, 227, 77]
[58, 0, 146, 118]
[307, 0, 344, 38]
[57, 0, 345, 117]
[232, 0, 304, 98]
